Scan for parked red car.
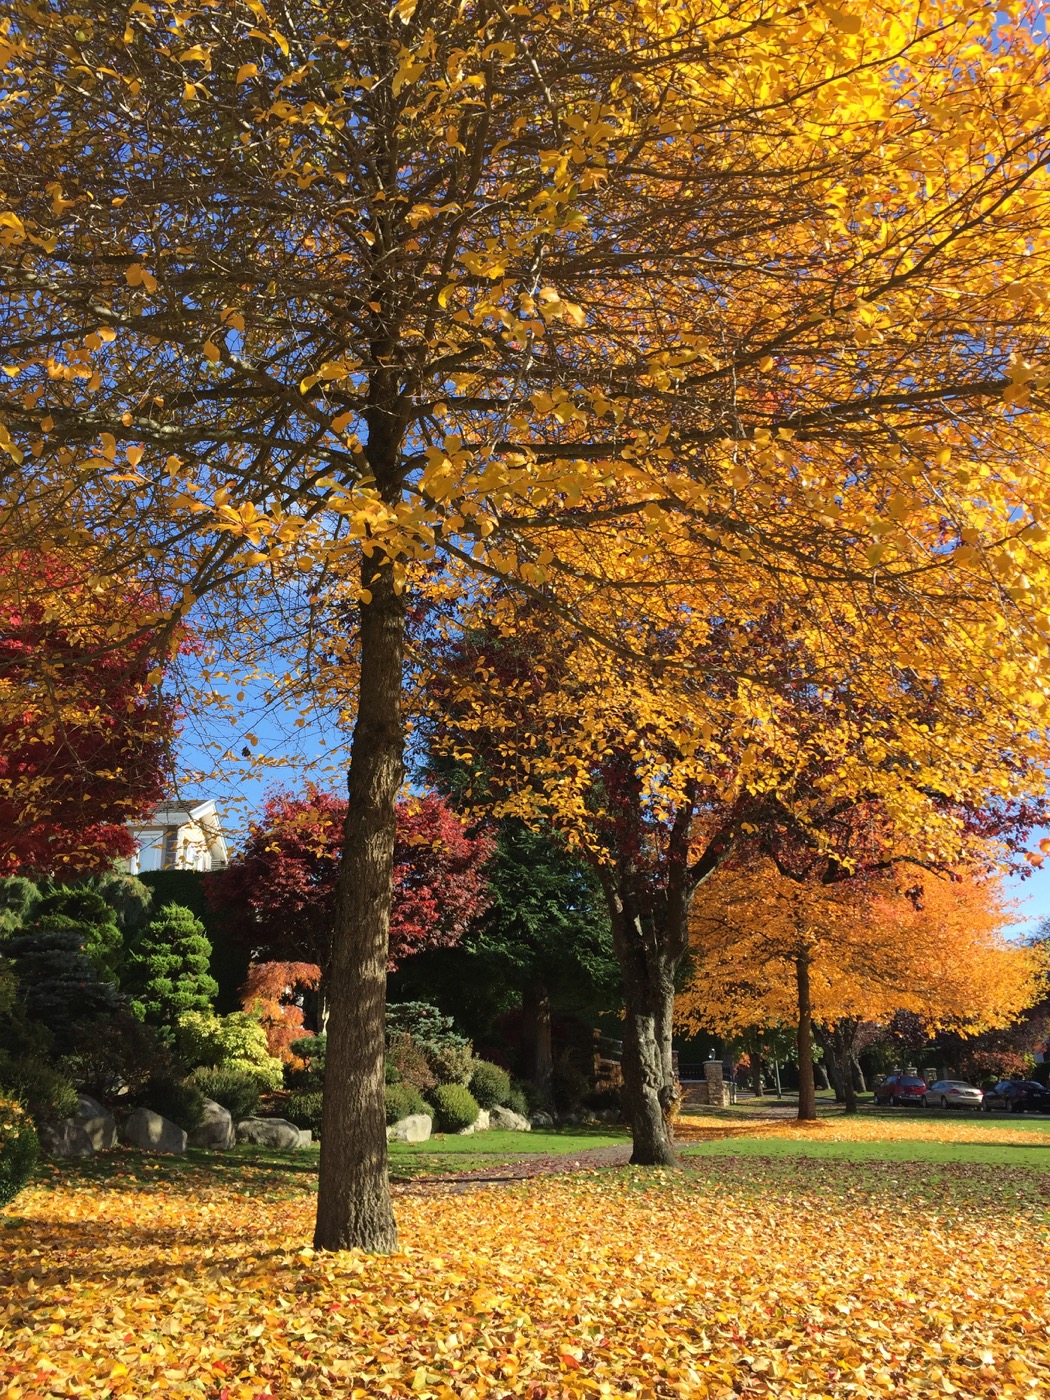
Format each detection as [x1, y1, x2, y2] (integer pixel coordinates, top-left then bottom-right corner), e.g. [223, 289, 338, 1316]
[872, 1073, 928, 1107]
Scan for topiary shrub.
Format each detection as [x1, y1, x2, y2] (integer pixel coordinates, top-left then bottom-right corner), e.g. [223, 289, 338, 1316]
[0, 1097, 39, 1207]
[429, 1083, 480, 1133]
[123, 904, 218, 1031]
[188, 1066, 260, 1121]
[469, 1060, 511, 1110]
[142, 1076, 206, 1131]
[286, 1091, 324, 1136]
[385, 1083, 433, 1124]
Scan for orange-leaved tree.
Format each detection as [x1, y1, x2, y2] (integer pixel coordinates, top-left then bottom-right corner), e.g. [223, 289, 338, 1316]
[4, 1, 1050, 1244]
[679, 860, 1043, 1119]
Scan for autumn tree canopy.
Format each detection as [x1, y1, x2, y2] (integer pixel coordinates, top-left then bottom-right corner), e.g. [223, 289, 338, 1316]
[0, 559, 173, 877]
[208, 787, 494, 982]
[4, 0, 1050, 1246]
[679, 860, 1044, 1118]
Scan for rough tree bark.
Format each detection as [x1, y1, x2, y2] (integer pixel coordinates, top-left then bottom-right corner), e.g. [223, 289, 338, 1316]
[314, 554, 405, 1253]
[609, 900, 679, 1166]
[795, 949, 817, 1122]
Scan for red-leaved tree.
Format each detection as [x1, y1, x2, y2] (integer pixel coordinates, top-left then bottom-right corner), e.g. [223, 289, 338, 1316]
[208, 787, 493, 1014]
[0, 561, 174, 876]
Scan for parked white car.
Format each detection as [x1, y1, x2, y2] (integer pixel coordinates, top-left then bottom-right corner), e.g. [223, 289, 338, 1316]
[922, 1080, 983, 1109]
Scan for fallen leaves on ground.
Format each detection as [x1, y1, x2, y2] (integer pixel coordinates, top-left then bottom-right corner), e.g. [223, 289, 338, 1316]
[2, 1152, 1048, 1399]
[675, 1114, 1050, 1146]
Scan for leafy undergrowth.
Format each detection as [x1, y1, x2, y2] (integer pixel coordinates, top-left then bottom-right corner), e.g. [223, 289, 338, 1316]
[3, 1153, 1049, 1398]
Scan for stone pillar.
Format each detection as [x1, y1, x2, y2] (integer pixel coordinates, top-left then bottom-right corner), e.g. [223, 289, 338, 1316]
[704, 1059, 726, 1109]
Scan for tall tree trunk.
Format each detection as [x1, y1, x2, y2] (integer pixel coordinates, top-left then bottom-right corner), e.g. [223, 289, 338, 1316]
[815, 1025, 846, 1104]
[609, 908, 678, 1166]
[314, 556, 405, 1253]
[752, 1053, 765, 1097]
[795, 950, 816, 1123]
[521, 981, 553, 1105]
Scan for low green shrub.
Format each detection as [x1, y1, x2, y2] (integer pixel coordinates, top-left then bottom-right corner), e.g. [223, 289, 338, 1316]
[142, 1077, 206, 1131]
[385, 1082, 433, 1124]
[0, 1097, 39, 1208]
[503, 1083, 530, 1117]
[188, 1066, 260, 1121]
[175, 1011, 284, 1092]
[286, 1091, 324, 1136]
[386, 1002, 472, 1084]
[429, 1082, 480, 1133]
[469, 1060, 511, 1110]
[0, 1054, 77, 1124]
[512, 1078, 548, 1114]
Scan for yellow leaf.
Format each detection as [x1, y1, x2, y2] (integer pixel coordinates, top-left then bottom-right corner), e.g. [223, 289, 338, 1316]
[826, 6, 861, 33]
[237, 63, 259, 84]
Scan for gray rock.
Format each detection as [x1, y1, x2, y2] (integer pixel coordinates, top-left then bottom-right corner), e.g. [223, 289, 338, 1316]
[123, 1107, 187, 1154]
[38, 1118, 95, 1158]
[188, 1099, 235, 1150]
[386, 1113, 432, 1144]
[236, 1117, 306, 1150]
[472, 1108, 490, 1132]
[489, 1106, 532, 1132]
[72, 1094, 118, 1150]
[454, 1123, 475, 1136]
[297, 1128, 313, 1146]
[529, 1111, 554, 1129]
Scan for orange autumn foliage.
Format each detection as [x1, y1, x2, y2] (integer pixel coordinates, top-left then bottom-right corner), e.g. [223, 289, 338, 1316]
[678, 861, 1043, 1037]
[239, 962, 321, 1064]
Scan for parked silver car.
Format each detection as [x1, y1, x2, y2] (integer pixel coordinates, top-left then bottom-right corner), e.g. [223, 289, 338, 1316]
[922, 1079, 983, 1109]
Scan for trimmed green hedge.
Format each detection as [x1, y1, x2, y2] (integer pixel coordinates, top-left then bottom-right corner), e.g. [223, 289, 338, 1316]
[429, 1083, 480, 1133]
[469, 1060, 511, 1110]
[385, 1083, 433, 1125]
[188, 1066, 261, 1121]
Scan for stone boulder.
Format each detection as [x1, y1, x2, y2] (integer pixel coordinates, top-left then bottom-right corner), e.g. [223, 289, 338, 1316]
[73, 1094, 118, 1151]
[38, 1118, 96, 1158]
[124, 1107, 187, 1154]
[236, 1117, 309, 1150]
[386, 1113, 432, 1144]
[489, 1106, 532, 1132]
[529, 1111, 554, 1129]
[188, 1099, 235, 1150]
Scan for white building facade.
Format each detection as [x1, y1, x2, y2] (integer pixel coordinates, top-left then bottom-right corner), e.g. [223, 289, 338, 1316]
[126, 799, 229, 874]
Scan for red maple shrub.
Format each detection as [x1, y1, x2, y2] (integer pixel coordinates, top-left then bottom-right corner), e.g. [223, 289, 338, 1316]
[208, 786, 493, 977]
